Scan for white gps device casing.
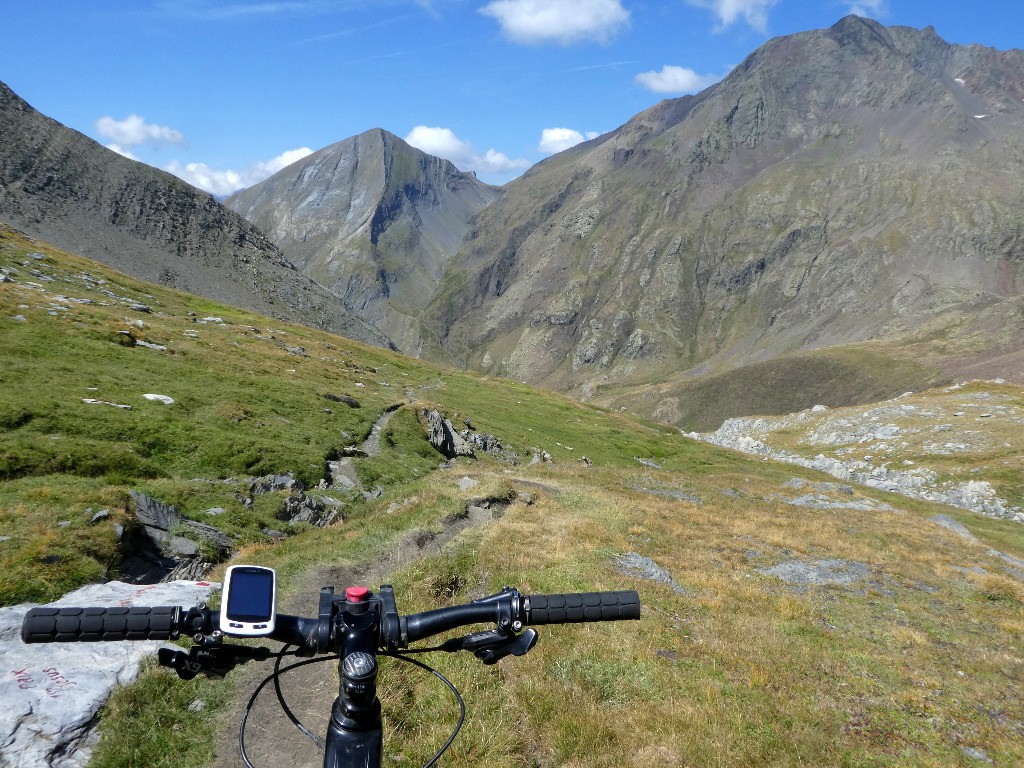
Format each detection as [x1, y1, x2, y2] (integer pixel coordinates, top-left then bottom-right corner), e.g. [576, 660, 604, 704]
[220, 565, 277, 637]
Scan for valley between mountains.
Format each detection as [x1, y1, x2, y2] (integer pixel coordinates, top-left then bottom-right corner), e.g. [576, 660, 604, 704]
[4, 17, 1023, 431]
[1, 12, 1023, 768]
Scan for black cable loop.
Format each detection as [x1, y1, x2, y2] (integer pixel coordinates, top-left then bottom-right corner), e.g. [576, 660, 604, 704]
[239, 649, 466, 768]
[273, 644, 327, 750]
[384, 651, 466, 768]
[239, 655, 335, 767]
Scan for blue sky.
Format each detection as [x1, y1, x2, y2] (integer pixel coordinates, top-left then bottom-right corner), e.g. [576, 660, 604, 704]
[3, 1, 1022, 193]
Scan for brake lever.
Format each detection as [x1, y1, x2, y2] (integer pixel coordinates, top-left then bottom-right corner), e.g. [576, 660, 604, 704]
[158, 643, 271, 680]
[438, 628, 539, 665]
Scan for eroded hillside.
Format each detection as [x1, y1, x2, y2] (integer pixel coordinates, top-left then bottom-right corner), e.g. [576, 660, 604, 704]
[427, 16, 1024, 424]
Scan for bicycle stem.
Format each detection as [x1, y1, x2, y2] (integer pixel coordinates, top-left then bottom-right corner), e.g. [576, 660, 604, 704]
[324, 591, 385, 767]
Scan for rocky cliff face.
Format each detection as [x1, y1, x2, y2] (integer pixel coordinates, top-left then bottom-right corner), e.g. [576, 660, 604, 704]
[226, 129, 500, 355]
[0, 80, 390, 348]
[427, 16, 1024, 423]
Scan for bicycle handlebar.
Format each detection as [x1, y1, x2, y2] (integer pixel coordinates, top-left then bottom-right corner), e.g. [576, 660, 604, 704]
[22, 588, 640, 648]
[21, 605, 182, 643]
[21, 585, 641, 768]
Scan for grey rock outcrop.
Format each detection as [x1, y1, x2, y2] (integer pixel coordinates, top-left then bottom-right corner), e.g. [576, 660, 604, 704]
[248, 473, 304, 498]
[280, 492, 344, 527]
[614, 553, 687, 595]
[122, 491, 233, 581]
[692, 393, 1024, 523]
[422, 409, 475, 459]
[0, 580, 218, 768]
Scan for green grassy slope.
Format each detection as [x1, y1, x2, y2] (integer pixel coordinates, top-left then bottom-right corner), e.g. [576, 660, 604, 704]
[2, 223, 1022, 767]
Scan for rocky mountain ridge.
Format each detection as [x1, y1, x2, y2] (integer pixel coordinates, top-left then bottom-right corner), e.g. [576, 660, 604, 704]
[0, 80, 389, 348]
[226, 129, 500, 356]
[425, 16, 1024, 424]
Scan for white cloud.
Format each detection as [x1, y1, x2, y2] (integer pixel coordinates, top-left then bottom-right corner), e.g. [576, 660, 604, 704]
[538, 128, 599, 154]
[685, 0, 777, 33]
[95, 114, 186, 149]
[634, 65, 721, 94]
[405, 126, 529, 175]
[164, 147, 314, 197]
[480, 0, 629, 45]
[260, 147, 315, 175]
[844, 0, 888, 18]
[105, 143, 140, 161]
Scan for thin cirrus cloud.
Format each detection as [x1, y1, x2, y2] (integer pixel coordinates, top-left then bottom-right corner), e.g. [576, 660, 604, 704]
[634, 65, 722, 94]
[164, 147, 314, 197]
[538, 128, 599, 155]
[844, 0, 888, 17]
[405, 126, 529, 176]
[685, 0, 777, 33]
[480, 0, 630, 45]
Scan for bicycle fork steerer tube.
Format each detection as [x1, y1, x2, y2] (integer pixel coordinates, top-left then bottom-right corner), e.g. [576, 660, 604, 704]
[325, 585, 386, 767]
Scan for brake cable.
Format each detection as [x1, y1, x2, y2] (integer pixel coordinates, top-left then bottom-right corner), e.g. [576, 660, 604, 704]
[240, 648, 465, 768]
[383, 651, 467, 768]
[273, 645, 327, 750]
[240, 654, 331, 768]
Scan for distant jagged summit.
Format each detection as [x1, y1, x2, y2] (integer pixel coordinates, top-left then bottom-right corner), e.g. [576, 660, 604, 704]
[226, 128, 500, 355]
[0, 80, 389, 347]
[425, 15, 1024, 424]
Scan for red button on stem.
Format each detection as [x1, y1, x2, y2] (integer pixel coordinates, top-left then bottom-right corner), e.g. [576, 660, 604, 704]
[346, 586, 371, 602]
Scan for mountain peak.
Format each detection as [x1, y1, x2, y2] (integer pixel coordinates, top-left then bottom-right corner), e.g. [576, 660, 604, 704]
[0, 78, 390, 347]
[226, 127, 500, 355]
[427, 17, 1024, 424]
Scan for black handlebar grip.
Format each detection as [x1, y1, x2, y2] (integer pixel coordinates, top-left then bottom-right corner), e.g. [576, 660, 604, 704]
[21, 606, 180, 643]
[523, 590, 640, 625]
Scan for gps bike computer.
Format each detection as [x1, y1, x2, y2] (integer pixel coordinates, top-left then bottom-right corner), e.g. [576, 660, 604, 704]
[220, 565, 277, 637]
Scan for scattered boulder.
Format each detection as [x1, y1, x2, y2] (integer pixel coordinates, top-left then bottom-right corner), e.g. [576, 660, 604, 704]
[122, 491, 233, 583]
[458, 428, 520, 464]
[88, 509, 111, 525]
[422, 409, 475, 459]
[614, 553, 687, 594]
[249, 472, 303, 497]
[529, 450, 553, 465]
[324, 393, 360, 408]
[280, 492, 344, 527]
